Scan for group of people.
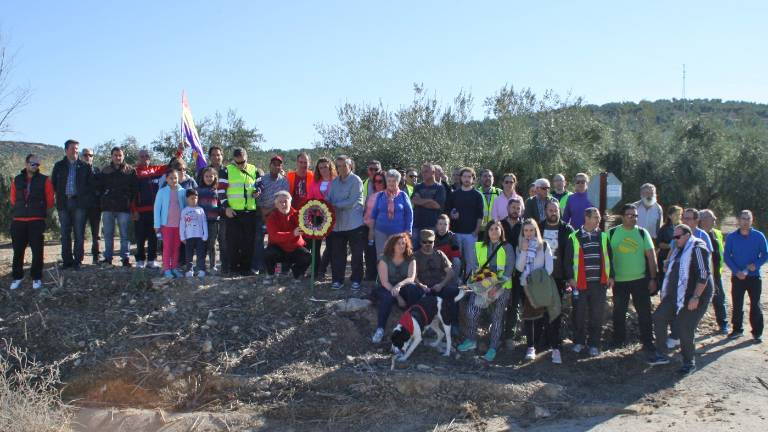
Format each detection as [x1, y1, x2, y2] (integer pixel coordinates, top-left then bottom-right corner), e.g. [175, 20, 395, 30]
[8, 143, 767, 374]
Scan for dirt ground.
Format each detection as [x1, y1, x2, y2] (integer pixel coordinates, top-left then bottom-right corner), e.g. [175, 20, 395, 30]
[0, 239, 766, 431]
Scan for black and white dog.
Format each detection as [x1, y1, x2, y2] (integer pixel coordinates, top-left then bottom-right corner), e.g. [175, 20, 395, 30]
[390, 289, 466, 362]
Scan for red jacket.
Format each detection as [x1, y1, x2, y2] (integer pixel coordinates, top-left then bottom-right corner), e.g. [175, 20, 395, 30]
[266, 207, 306, 252]
[286, 170, 314, 208]
[10, 172, 54, 221]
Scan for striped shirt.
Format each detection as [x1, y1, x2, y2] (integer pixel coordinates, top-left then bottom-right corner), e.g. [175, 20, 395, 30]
[578, 228, 604, 283]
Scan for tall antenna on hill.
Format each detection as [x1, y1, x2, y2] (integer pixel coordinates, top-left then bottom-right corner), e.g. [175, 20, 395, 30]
[682, 64, 687, 114]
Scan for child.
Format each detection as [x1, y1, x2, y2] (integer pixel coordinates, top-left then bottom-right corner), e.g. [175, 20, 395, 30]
[197, 167, 221, 273]
[154, 169, 187, 278]
[180, 189, 208, 278]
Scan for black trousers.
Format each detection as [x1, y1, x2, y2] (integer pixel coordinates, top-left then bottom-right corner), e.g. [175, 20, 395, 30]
[264, 244, 312, 278]
[503, 273, 525, 340]
[612, 278, 654, 347]
[85, 205, 101, 258]
[329, 225, 365, 284]
[184, 237, 207, 272]
[309, 238, 332, 277]
[134, 211, 157, 262]
[225, 211, 258, 274]
[362, 225, 378, 280]
[525, 279, 565, 349]
[11, 220, 46, 280]
[574, 283, 608, 348]
[731, 276, 763, 337]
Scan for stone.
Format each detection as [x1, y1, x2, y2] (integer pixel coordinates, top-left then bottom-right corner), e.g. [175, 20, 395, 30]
[533, 405, 551, 419]
[202, 340, 213, 353]
[334, 298, 372, 313]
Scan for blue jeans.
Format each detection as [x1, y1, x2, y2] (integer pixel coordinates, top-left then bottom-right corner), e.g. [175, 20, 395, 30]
[58, 200, 86, 265]
[375, 283, 425, 329]
[102, 211, 131, 261]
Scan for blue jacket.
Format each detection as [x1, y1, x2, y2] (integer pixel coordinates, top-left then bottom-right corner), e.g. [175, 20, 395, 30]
[371, 190, 413, 235]
[724, 228, 768, 277]
[153, 186, 187, 229]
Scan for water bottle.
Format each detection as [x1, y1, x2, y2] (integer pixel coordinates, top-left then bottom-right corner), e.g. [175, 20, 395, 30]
[156, 231, 163, 241]
[572, 289, 579, 301]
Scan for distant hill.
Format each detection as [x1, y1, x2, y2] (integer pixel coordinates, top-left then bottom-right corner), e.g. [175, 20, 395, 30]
[0, 140, 62, 176]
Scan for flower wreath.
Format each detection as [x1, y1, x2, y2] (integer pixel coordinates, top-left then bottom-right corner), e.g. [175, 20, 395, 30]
[298, 199, 336, 239]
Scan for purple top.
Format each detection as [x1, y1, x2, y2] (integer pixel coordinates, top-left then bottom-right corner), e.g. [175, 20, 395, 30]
[562, 191, 593, 230]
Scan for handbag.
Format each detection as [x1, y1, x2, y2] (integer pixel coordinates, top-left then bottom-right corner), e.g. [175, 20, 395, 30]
[466, 244, 508, 308]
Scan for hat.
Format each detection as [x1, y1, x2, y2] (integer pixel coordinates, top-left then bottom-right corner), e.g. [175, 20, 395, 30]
[270, 155, 284, 163]
[534, 178, 551, 188]
[420, 229, 436, 242]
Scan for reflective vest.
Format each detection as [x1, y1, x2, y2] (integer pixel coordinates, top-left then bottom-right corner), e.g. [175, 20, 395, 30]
[558, 192, 572, 215]
[569, 230, 611, 290]
[712, 228, 725, 272]
[362, 178, 371, 200]
[406, 183, 414, 198]
[477, 187, 501, 228]
[226, 163, 259, 211]
[474, 242, 512, 289]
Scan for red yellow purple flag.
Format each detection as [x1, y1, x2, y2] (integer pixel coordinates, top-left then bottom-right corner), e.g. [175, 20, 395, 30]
[181, 91, 207, 170]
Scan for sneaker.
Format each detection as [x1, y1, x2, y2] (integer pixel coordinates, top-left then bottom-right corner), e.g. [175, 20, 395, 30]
[92, 256, 100, 265]
[483, 348, 497, 362]
[678, 363, 697, 375]
[720, 325, 730, 335]
[121, 258, 132, 268]
[728, 330, 744, 340]
[10, 279, 22, 290]
[163, 270, 174, 279]
[572, 344, 584, 354]
[647, 352, 671, 366]
[330, 282, 342, 290]
[197, 270, 206, 278]
[372, 328, 384, 343]
[551, 349, 562, 364]
[351, 281, 361, 291]
[291, 277, 303, 285]
[184, 270, 194, 278]
[457, 340, 477, 352]
[136, 260, 146, 269]
[263, 276, 273, 286]
[211, 266, 219, 274]
[146, 261, 159, 269]
[666, 338, 680, 349]
[754, 336, 763, 344]
[100, 260, 114, 268]
[588, 347, 600, 357]
[32, 280, 42, 290]
[525, 347, 536, 361]
[171, 269, 184, 278]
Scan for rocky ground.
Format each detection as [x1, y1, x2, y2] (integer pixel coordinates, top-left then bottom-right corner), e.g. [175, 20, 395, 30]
[0, 240, 766, 431]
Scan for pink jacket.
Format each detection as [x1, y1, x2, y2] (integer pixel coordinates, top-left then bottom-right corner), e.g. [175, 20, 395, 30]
[306, 178, 333, 201]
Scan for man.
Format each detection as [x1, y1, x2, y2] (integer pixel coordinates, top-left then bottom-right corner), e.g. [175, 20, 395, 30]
[565, 207, 614, 357]
[523, 178, 558, 226]
[681, 208, 713, 252]
[9, 154, 55, 290]
[724, 210, 767, 343]
[131, 149, 164, 268]
[80, 148, 101, 264]
[477, 169, 501, 238]
[563, 173, 594, 230]
[633, 183, 663, 241]
[501, 196, 525, 348]
[97, 147, 137, 267]
[609, 203, 658, 351]
[221, 147, 261, 276]
[263, 191, 312, 285]
[449, 167, 484, 276]
[205, 145, 229, 272]
[648, 224, 713, 375]
[551, 173, 572, 213]
[51, 139, 93, 270]
[699, 209, 728, 334]
[286, 152, 314, 209]
[362, 160, 382, 200]
[404, 168, 418, 198]
[255, 155, 289, 273]
[326, 155, 365, 290]
[411, 163, 446, 245]
[538, 201, 576, 362]
[415, 229, 461, 323]
[433, 164, 453, 214]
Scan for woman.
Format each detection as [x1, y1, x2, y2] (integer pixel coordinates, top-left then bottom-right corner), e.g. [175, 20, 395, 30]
[306, 157, 337, 279]
[158, 157, 198, 190]
[657, 205, 682, 282]
[515, 219, 555, 362]
[363, 171, 386, 280]
[457, 220, 515, 362]
[372, 233, 424, 343]
[371, 169, 414, 256]
[490, 173, 520, 221]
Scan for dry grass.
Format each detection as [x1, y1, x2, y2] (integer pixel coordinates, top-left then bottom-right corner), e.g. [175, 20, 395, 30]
[0, 341, 73, 432]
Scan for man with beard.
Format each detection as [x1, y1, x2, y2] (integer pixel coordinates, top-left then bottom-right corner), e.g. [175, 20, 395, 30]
[634, 183, 663, 242]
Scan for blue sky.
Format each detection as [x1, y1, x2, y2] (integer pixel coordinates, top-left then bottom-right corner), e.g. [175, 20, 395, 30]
[2, 1, 766, 150]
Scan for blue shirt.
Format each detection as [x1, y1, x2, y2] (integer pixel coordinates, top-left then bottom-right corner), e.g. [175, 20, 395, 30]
[66, 159, 77, 196]
[370, 190, 413, 235]
[724, 228, 768, 277]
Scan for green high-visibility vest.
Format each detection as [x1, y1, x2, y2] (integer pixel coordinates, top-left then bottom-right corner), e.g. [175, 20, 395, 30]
[569, 230, 611, 289]
[406, 183, 414, 198]
[477, 186, 501, 227]
[558, 192, 572, 214]
[226, 163, 259, 211]
[713, 228, 725, 273]
[474, 242, 512, 289]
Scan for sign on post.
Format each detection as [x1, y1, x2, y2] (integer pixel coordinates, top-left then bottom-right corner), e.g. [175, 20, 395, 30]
[587, 172, 622, 229]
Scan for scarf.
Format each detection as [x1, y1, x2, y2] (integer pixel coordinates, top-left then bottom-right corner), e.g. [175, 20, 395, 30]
[521, 238, 539, 286]
[386, 187, 400, 220]
[661, 236, 694, 312]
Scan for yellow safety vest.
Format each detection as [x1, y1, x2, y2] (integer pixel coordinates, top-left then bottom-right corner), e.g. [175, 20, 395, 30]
[226, 163, 259, 211]
[406, 183, 414, 198]
[569, 230, 611, 289]
[713, 228, 725, 273]
[477, 187, 501, 227]
[474, 242, 512, 289]
[558, 192, 572, 215]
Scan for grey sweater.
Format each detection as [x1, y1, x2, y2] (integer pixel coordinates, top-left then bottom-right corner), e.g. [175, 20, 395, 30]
[326, 173, 364, 232]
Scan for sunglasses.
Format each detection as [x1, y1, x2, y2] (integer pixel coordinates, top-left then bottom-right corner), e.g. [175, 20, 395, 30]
[540, 186, 550, 190]
[673, 234, 687, 240]
[408, 175, 418, 179]
[421, 240, 434, 244]
[374, 179, 384, 184]
[82, 153, 93, 158]
[368, 167, 378, 172]
[624, 214, 638, 218]
[28, 162, 40, 167]
[575, 180, 586, 184]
